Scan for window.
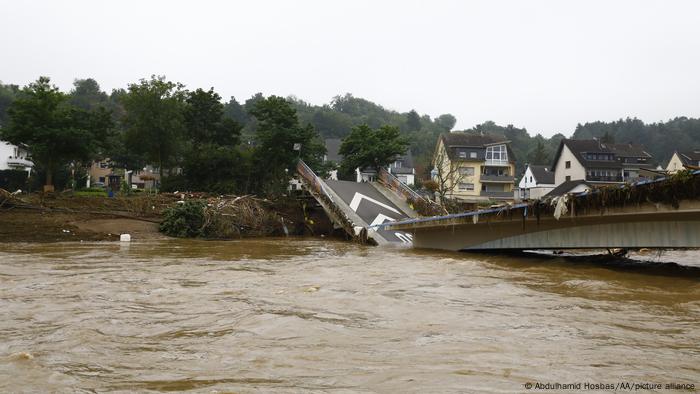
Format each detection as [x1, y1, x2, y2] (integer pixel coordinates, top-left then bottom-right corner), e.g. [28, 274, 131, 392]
[565, 176, 571, 182]
[458, 182, 475, 191]
[529, 176, 533, 183]
[485, 145, 508, 162]
[99, 161, 109, 169]
[470, 152, 477, 158]
[565, 161, 571, 169]
[458, 151, 466, 159]
[99, 177, 105, 183]
[458, 167, 475, 176]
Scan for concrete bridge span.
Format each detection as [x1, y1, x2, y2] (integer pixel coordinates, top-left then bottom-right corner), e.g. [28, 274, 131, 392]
[378, 200, 700, 251]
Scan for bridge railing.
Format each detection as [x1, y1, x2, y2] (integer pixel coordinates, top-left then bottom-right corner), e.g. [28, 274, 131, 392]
[296, 159, 369, 244]
[378, 167, 446, 216]
[296, 159, 334, 201]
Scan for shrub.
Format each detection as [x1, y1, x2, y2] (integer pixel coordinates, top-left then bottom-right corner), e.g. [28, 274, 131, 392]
[159, 200, 206, 238]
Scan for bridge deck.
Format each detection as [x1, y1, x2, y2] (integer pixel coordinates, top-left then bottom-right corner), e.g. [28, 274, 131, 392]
[376, 171, 700, 251]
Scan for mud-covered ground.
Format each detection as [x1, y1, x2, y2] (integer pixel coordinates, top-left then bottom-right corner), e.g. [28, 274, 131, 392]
[0, 209, 161, 242]
[0, 193, 336, 243]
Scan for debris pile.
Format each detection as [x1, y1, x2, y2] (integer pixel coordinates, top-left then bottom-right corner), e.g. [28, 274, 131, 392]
[159, 195, 288, 239]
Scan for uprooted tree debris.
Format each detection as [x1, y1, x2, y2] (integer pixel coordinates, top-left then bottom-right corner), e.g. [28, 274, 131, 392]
[159, 195, 291, 238]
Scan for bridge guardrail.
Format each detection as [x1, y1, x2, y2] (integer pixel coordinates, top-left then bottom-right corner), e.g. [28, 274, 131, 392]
[296, 159, 369, 244]
[378, 167, 446, 216]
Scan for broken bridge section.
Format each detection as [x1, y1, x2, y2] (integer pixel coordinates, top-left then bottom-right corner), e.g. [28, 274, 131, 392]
[324, 180, 413, 244]
[295, 160, 415, 245]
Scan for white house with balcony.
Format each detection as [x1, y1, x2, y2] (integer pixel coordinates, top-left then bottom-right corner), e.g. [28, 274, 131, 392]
[0, 141, 33, 174]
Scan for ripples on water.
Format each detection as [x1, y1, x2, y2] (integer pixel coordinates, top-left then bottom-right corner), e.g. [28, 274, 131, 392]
[0, 239, 698, 393]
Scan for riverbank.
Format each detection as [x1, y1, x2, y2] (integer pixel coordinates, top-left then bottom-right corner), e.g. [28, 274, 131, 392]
[0, 192, 335, 242]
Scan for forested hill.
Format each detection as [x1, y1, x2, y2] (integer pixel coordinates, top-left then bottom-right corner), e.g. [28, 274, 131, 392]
[221, 92, 457, 174]
[2, 79, 698, 178]
[571, 117, 700, 166]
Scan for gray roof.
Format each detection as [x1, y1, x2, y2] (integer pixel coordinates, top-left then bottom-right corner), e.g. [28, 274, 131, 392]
[391, 166, 415, 175]
[675, 150, 700, 167]
[529, 165, 555, 184]
[545, 179, 591, 197]
[552, 139, 653, 170]
[324, 138, 343, 163]
[440, 132, 515, 162]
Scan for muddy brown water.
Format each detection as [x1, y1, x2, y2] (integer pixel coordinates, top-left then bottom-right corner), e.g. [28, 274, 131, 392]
[1, 239, 699, 393]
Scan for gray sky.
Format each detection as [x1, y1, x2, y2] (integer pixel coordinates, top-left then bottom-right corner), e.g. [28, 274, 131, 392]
[1, 0, 699, 136]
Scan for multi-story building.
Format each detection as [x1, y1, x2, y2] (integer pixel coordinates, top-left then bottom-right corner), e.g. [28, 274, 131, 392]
[432, 133, 516, 202]
[0, 141, 33, 174]
[551, 139, 654, 187]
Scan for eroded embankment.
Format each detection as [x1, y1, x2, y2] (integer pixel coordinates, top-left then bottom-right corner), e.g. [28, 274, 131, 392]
[0, 191, 335, 242]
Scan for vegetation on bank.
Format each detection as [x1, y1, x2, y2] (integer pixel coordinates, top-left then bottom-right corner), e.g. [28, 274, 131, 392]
[2, 76, 699, 197]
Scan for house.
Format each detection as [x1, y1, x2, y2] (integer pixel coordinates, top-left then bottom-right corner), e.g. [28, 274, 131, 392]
[0, 141, 33, 174]
[551, 139, 654, 186]
[325, 138, 416, 185]
[387, 151, 415, 186]
[88, 159, 113, 186]
[432, 132, 516, 202]
[517, 164, 555, 200]
[323, 138, 342, 180]
[666, 150, 700, 173]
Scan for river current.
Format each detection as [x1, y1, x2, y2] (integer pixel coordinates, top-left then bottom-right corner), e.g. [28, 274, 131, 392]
[0, 239, 698, 393]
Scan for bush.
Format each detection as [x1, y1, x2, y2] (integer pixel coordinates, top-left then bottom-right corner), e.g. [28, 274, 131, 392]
[159, 200, 206, 237]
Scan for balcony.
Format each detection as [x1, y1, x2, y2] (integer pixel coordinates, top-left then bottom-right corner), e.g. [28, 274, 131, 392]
[480, 174, 514, 183]
[6, 157, 33, 168]
[480, 191, 514, 200]
[484, 159, 510, 167]
[586, 175, 623, 182]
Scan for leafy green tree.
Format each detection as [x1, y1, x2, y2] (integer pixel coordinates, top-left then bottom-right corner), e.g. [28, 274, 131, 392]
[1, 77, 113, 190]
[435, 114, 457, 131]
[120, 76, 186, 179]
[0, 82, 19, 127]
[250, 96, 326, 195]
[223, 96, 248, 125]
[406, 109, 422, 131]
[69, 78, 108, 110]
[527, 138, 549, 165]
[338, 124, 409, 179]
[179, 88, 243, 193]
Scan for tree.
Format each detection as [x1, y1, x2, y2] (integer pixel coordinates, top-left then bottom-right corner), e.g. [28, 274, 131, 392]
[223, 96, 248, 125]
[435, 114, 457, 131]
[338, 124, 409, 179]
[406, 109, 422, 131]
[527, 138, 549, 165]
[179, 88, 243, 192]
[1, 77, 113, 190]
[432, 146, 465, 203]
[69, 78, 108, 110]
[0, 82, 19, 127]
[120, 76, 186, 179]
[250, 96, 326, 195]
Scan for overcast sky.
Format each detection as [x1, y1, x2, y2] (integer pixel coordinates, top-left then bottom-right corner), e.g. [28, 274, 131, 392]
[1, 0, 699, 136]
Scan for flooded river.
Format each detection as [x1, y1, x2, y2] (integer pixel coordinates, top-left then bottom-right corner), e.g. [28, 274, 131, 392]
[1, 239, 699, 393]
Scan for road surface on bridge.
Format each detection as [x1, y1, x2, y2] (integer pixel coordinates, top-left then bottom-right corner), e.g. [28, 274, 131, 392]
[324, 180, 412, 244]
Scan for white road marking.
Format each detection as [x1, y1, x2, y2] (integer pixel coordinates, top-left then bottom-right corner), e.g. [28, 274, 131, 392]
[349, 193, 400, 214]
[370, 213, 396, 227]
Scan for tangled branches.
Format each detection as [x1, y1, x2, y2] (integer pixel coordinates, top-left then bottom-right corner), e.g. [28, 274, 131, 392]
[159, 195, 286, 239]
